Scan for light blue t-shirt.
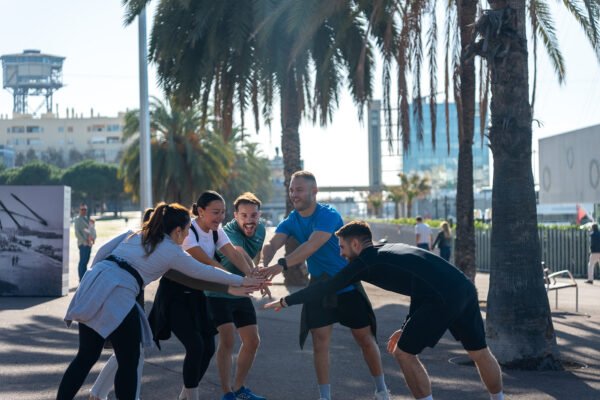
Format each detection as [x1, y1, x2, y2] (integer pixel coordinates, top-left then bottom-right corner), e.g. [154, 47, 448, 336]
[276, 203, 353, 293]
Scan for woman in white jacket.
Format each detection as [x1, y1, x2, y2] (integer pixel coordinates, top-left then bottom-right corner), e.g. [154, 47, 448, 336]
[57, 202, 262, 400]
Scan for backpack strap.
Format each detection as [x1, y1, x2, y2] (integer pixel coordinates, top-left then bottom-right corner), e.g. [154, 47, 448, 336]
[213, 230, 222, 263]
[190, 224, 199, 242]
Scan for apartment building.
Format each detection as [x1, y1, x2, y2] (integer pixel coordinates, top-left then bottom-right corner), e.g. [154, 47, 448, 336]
[0, 111, 127, 165]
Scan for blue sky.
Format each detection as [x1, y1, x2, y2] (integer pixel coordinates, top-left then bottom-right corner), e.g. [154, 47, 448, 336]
[1, 0, 599, 187]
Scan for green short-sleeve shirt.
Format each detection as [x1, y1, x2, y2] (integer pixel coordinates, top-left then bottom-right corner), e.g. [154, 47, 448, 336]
[206, 219, 266, 298]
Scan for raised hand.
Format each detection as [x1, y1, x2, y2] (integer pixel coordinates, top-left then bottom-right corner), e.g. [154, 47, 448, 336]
[387, 329, 403, 354]
[261, 264, 284, 280]
[263, 298, 284, 311]
[227, 286, 254, 297]
[241, 275, 268, 290]
[252, 267, 273, 298]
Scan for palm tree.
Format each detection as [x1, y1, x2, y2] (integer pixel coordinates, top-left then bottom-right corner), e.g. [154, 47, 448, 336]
[473, 0, 557, 368]
[252, 1, 399, 214]
[119, 97, 232, 204]
[467, 0, 599, 368]
[124, 0, 259, 143]
[366, 192, 384, 218]
[399, 172, 432, 217]
[386, 186, 406, 219]
[387, 172, 431, 219]
[217, 134, 273, 212]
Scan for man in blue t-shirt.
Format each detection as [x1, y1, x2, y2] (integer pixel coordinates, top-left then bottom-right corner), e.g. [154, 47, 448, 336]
[261, 171, 390, 400]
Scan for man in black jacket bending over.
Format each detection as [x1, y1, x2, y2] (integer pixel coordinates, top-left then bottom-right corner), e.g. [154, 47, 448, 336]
[265, 220, 504, 400]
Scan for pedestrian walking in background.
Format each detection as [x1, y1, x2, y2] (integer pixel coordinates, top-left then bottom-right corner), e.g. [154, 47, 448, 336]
[432, 221, 453, 262]
[415, 216, 432, 251]
[74, 203, 94, 281]
[586, 223, 600, 284]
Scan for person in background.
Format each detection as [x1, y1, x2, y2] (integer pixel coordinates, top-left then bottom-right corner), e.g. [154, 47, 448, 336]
[432, 221, 453, 262]
[414, 216, 432, 251]
[74, 203, 93, 281]
[586, 223, 600, 284]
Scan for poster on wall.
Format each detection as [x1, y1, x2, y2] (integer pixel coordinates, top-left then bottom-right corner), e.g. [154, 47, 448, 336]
[0, 185, 70, 296]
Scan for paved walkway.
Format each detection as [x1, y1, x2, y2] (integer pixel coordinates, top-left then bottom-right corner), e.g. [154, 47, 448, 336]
[0, 216, 599, 399]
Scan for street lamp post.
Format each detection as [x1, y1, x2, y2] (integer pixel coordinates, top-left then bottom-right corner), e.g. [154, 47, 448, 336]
[138, 7, 152, 211]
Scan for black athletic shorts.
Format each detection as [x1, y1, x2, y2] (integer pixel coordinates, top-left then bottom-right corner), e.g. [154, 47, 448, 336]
[398, 286, 487, 355]
[207, 296, 257, 329]
[305, 289, 372, 330]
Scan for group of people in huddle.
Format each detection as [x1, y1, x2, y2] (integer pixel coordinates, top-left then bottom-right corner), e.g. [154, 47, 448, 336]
[58, 170, 505, 400]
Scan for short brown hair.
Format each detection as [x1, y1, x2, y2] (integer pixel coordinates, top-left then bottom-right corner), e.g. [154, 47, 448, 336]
[291, 170, 317, 186]
[335, 220, 372, 242]
[234, 192, 262, 211]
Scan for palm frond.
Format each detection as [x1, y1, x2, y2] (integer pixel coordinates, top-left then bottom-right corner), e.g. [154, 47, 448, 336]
[427, 3, 438, 151]
[530, 0, 565, 85]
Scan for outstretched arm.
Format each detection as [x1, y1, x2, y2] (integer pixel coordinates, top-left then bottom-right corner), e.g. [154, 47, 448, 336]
[261, 232, 288, 267]
[262, 230, 331, 277]
[264, 259, 366, 309]
[219, 243, 254, 275]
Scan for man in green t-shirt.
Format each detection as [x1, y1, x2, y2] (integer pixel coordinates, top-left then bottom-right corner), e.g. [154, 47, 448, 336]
[206, 192, 267, 400]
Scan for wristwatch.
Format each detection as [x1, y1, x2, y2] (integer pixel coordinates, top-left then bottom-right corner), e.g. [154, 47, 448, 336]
[277, 257, 288, 271]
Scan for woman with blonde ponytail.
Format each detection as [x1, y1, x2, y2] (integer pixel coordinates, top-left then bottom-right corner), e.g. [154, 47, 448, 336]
[57, 202, 263, 400]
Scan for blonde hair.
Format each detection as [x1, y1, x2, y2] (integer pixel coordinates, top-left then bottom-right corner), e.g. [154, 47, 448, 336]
[441, 221, 452, 238]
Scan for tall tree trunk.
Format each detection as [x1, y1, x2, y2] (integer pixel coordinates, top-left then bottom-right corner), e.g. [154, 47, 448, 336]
[281, 70, 308, 286]
[484, 0, 560, 368]
[455, 0, 477, 282]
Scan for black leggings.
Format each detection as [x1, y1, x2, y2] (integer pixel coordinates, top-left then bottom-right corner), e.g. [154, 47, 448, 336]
[57, 306, 141, 400]
[170, 302, 215, 388]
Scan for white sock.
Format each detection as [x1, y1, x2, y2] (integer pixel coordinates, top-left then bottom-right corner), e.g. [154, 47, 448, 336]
[416, 396, 433, 400]
[490, 391, 504, 400]
[318, 383, 331, 400]
[372, 374, 388, 393]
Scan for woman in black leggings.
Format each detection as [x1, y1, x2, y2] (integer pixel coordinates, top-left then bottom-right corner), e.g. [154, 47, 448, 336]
[57, 203, 261, 400]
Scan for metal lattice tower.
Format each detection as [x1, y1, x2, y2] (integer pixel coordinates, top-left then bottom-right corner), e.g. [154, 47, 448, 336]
[1, 49, 65, 114]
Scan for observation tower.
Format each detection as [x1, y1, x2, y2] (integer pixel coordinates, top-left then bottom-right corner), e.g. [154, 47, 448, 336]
[1, 49, 65, 114]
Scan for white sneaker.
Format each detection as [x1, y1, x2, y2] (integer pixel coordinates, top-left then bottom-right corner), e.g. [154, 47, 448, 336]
[374, 389, 391, 400]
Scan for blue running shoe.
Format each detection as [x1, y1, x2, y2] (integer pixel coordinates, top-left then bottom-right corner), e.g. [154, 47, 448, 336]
[222, 392, 237, 400]
[235, 386, 267, 400]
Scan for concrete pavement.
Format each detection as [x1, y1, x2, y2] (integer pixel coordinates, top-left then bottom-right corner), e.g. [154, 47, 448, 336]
[1, 217, 599, 399]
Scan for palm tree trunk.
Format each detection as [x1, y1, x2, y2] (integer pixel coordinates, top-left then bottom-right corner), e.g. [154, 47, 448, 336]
[281, 71, 302, 215]
[281, 70, 308, 286]
[454, 0, 477, 282]
[485, 0, 560, 368]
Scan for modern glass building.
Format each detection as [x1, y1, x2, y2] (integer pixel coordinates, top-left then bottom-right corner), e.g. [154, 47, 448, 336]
[402, 103, 490, 190]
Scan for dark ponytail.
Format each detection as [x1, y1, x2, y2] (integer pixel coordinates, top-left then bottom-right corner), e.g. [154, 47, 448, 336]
[141, 202, 190, 255]
[191, 191, 225, 216]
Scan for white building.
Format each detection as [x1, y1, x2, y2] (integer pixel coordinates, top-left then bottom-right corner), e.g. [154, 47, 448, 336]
[0, 111, 127, 164]
[538, 124, 600, 223]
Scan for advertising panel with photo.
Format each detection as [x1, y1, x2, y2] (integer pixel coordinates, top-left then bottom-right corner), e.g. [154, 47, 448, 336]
[0, 185, 70, 296]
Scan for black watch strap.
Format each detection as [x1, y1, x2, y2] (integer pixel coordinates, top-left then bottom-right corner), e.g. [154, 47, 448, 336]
[278, 257, 288, 271]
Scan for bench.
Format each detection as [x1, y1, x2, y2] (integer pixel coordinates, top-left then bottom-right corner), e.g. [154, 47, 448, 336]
[543, 264, 579, 312]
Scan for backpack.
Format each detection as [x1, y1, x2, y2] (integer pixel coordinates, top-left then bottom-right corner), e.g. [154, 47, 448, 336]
[189, 224, 222, 262]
